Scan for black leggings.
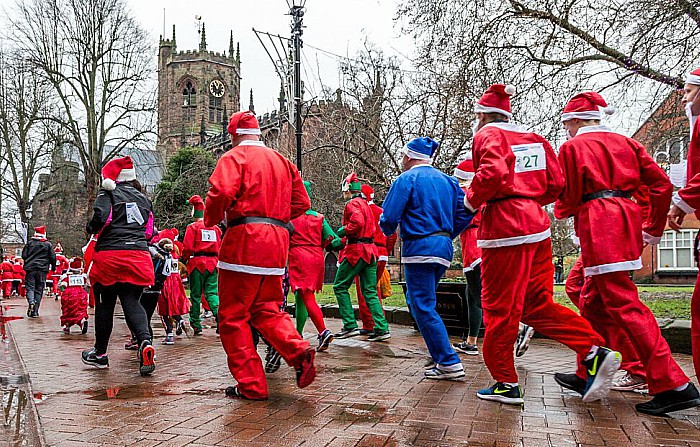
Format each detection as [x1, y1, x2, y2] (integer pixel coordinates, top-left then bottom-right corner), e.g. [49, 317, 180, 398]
[140, 290, 159, 338]
[465, 264, 483, 338]
[94, 283, 150, 354]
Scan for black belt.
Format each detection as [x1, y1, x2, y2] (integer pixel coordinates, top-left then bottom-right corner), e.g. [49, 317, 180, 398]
[402, 231, 451, 241]
[228, 216, 294, 234]
[192, 252, 217, 257]
[487, 195, 532, 204]
[347, 237, 374, 244]
[582, 190, 632, 203]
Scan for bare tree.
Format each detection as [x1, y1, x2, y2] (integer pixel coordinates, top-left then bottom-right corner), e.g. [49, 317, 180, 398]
[7, 0, 156, 211]
[0, 49, 59, 240]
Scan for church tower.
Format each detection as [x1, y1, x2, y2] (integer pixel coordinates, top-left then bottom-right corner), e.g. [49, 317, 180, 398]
[157, 25, 241, 160]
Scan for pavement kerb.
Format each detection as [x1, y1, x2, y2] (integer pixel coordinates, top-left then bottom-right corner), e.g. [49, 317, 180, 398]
[285, 303, 694, 355]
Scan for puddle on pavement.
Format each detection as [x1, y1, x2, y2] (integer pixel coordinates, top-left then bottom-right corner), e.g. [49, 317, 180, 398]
[337, 403, 387, 423]
[87, 384, 180, 400]
[1, 387, 34, 446]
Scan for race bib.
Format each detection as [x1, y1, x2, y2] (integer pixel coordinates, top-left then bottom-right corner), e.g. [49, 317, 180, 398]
[68, 275, 85, 287]
[171, 259, 179, 271]
[161, 256, 174, 276]
[512, 143, 546, 173]
[125, 203, 145, 225]
[201, 229, 216, 242]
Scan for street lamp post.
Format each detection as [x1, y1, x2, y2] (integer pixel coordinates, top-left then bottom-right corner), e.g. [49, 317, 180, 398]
[290, 1, 305, 173]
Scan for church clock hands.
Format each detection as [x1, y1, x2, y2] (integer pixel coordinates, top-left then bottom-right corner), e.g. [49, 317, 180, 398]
[209, 79, 225, 98]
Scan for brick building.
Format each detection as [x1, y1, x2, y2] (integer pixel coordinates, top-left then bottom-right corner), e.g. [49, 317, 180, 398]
[156, 24, 242, 161]
[633, 91, 699, 283]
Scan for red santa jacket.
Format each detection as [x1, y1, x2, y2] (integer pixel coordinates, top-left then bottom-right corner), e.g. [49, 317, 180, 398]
[204, 140, 310, 275]
[465, 122, 564, 248]
[554, 125, 671, 276]
[289, 212, 326, 292]
[12, 263, 24, 281]
[1, 261, 13, 281]
[182, 219, 221, 274]
[459, 211, 482, 272]
[367, 201, 397, 262]
[339, 196, 378, 266]
[53, 255, 69, 277]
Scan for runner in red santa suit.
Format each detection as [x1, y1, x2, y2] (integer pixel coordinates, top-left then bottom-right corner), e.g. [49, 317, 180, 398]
[52, 243, 69, 298]
[82, 156, 157, 376]
[82, 236, 97, 309]
[11, 258, 24, 297]
[452, 155, 483, 355]
[465, 84, 615, 406]
[1, 257, 13, 297]
[353, 184, 396, 334]
[204, 110, 316, 400]
[58, 258, 89, 335]
[557, 91, 697, 416]
[153, 229, 191, 345]
[669, 68, 700, 390]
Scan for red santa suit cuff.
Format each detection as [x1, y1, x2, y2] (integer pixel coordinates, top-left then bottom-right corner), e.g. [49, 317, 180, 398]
[642, 232, 662, 246]
[673, 191, 696, 215]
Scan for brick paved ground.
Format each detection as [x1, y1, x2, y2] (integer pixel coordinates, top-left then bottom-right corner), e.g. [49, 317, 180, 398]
[3, 296, 700, 446]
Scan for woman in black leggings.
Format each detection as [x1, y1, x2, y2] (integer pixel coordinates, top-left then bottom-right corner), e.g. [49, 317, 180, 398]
[82, 156, 157, 376]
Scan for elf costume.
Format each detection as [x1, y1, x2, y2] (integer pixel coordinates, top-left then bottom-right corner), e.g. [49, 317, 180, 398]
[182, 195, 221, 333]
[333, 172, 390, 341]
[290, 181, 342, 351]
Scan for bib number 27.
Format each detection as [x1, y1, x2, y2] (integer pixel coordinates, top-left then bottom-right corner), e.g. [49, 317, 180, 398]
[512, 143, 546, 173]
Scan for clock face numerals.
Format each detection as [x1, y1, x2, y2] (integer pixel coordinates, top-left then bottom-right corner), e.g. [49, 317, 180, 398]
[209, 79, 225, 97]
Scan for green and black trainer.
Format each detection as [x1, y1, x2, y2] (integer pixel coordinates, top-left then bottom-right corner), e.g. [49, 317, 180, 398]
[477, 382, 524, 405]
[582, 347, 621, 403]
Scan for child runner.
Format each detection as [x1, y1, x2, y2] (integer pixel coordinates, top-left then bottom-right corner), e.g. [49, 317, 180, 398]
[58, 258, 89, 334]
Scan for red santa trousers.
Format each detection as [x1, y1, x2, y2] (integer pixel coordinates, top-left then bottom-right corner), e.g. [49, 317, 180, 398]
[582, 271, 688, 395]
[60, 287, 89, 327]
[481, 239, 604, 383]
[565, 259, 646, 380]
[355, 260, 386, 330]
[218, 270, 311, 399]
[2, 281, 11, 297]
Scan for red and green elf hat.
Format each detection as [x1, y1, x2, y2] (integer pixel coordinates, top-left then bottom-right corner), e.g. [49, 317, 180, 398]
[188, 195, 205, 219]
[341, 172, 362, 192]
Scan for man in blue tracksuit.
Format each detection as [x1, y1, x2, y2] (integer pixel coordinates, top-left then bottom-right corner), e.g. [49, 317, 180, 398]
[380, 137, 474, 379]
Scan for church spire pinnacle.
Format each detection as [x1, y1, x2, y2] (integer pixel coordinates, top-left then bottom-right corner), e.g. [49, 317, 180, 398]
[229, 31, 234, 59]
[249, 89, 255, 114]
[199, 23, 207, 51]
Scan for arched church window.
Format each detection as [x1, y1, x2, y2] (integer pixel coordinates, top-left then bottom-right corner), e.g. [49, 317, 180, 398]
[182, 81, 196, 122]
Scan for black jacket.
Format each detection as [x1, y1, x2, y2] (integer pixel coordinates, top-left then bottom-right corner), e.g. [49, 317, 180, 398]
[86, 182, 153, 252]
[22, 239, 56, 272]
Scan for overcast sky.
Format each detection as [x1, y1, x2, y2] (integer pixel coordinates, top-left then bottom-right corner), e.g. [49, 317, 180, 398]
[128, 0, 412, 113]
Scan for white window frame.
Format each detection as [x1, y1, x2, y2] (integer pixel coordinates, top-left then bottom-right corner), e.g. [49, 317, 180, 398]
[657, 229, 698, 271]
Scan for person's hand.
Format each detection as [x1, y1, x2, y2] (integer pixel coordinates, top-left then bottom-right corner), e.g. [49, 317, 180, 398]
[668, 205, 686, 232]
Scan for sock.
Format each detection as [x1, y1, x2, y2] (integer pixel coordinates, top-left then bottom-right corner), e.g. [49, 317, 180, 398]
[504, 382, 519, 387]
[674, 383, 689, 392]
[585, 345, 599, 361]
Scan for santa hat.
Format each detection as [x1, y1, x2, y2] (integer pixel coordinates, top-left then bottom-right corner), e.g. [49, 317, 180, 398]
[171, 228, 179, 241]
[453, 156, 475, 181]
[341, 172, 362, 192]
[101, 156, 136, 191]
[474, 84, 516, 119]
[157, 229, 176, 243]
[360, 184, 375, 201]
[33, 226, 46, 240]
[561, 91, 616, 122]
[687, 68, 700, 86]
[402, 137, 439, 162]
[188, 195, 205, 219]
[227, 111, 261, 136]
[69, 258, 83, 270]
[54, 242, 63, 254]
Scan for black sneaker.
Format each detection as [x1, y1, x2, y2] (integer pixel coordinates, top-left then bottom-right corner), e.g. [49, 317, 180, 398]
[175, 320, 183, 336]
[193, 328, 203, 336]
[138, 340, 156, 376]
[367, 331, 391, 342]
[453, 341, 479, 355]
[264, 346, 282, 374]
[82, 348, 109, 369]
[477, 382, 524, 405]
[316, 329, 334, 352]
[514, 324, 535, 357]
[81, 319, 89, 334]
[26, 302, 34, 318]
[554, 372, 586, 395]
[359, 328, 373, 335]
[636, 383, 700, 416]
[225, 385, 266, 401]
[334, 327, 361, 339]
[581, 347, 621, 402]
[124, 337, 139, 350]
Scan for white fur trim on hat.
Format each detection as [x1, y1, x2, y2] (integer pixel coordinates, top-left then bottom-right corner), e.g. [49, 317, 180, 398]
[454, 169, 475, 181]
[561, 110, 603, 122]
[473, 103, 513, 119]
[102, 178, 117, 191]
[402, 145, 433, 161]
[687, 74, 700, 86]
[116, 168, 136, 182]
[235, 128, 262, 135]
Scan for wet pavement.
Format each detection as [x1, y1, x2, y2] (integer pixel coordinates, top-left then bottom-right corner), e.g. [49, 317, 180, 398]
[2, 296, 700, 446]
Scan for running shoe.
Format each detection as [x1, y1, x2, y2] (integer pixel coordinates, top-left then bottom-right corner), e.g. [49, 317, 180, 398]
[334, 327, 361, 339]
[317, 329, 334, 352]
[611, 371, 648, 392]
[138, 340, 156, 376]
[295, 349, 316, 388]
[424, 359, 436, 370]
[636, 383, 700, 416]
[581, 347, 621, 402]
[81, 319, 89, 334]
[554, 372, 586, 395]
[424, 365, 465, 380]
[82, 348, 109, 369]
[367, 331, 391, 342]
[124, 338, 139, 350]
[162, 335, 175, 345]
[225, 385, 266, 400]
[514, 324, 535, 357]
[477, 382, 524, 405]
[453, 341, 479, 355]
[264, 346, 282, 374]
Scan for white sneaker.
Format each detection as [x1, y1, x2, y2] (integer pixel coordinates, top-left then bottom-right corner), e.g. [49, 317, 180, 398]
[514, 323, 535, 357]
[424, 364, 465, 380]
[611, 371, 647, 392]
